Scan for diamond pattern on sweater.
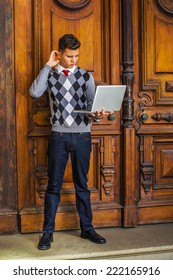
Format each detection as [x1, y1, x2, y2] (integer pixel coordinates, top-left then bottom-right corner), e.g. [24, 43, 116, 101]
[64, 92, 73, 102]
[48, 68, 90, 127]
[63, 79, 72, 90]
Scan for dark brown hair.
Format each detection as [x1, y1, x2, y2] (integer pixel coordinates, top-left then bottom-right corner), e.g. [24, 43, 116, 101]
[58, 34, 81, 52]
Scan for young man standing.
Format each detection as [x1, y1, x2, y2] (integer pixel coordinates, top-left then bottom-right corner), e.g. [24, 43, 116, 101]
[30, 34, 106, 250]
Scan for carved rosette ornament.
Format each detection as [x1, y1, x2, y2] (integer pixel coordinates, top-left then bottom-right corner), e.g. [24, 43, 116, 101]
[137, 92, 153, 125]
[138, 92, 153, 108]
[155, 0, 173, 15]
[53, 0, 90, 10]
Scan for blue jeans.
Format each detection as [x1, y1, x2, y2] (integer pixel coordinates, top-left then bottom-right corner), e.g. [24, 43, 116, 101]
[43, 132, 94, 233]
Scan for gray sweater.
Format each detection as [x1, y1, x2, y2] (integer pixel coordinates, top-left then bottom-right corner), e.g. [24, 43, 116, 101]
[30, 64, 95, 133]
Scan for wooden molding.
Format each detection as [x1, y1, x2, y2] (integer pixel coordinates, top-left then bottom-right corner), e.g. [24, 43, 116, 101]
[121, 0, 135, 127]
[0, 208, 18, 234]
[155, 0, 173, 15]
[53, 0, 91, 10]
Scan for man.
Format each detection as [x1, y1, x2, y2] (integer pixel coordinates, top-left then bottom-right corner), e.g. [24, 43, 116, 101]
[30, 34, 106, 250]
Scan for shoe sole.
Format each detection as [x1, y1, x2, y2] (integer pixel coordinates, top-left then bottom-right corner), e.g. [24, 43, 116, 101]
[80, 234, 106, 244]
[38, 244, 51, 250]
[38, 237, 53, 250]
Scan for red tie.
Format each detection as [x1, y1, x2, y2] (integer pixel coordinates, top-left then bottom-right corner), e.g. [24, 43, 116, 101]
[62, 69, 69, 76]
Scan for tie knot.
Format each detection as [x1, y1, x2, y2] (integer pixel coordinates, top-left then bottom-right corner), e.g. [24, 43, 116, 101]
[62, 69, 69, 76]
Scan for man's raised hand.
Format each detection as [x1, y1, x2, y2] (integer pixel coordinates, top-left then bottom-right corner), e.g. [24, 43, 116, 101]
[46, 51, 61, 67]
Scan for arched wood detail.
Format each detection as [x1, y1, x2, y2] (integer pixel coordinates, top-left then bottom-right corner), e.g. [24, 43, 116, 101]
[53, 0, 90, 10]
[155, 0, 173, 15]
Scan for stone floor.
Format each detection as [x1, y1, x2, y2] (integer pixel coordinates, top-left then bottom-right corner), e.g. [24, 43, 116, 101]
[0, 223, 173, 260]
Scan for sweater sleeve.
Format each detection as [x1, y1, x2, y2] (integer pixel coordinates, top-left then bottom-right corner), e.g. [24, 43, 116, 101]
[86, 72, 95, 110]
[86, 73, 105, 123]
[29, 64, 51, 98]
[85, 73, 102, 122]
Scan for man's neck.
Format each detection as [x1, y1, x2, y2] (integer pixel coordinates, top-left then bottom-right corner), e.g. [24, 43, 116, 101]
[57, 63, 76, 73]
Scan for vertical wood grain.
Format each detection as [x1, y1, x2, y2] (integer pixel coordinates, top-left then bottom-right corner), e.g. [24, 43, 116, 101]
[0, 0, 17, 233]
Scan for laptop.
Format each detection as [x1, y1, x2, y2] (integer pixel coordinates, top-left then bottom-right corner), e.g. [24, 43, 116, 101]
[73, 85, 126, 113]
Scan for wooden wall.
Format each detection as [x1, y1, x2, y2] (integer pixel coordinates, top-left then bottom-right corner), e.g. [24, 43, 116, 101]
[0, 0, 17, 233]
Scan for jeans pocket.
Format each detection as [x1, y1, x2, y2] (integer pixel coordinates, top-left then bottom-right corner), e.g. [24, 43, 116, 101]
[50, 132, 63, 140]
[78, 132, 91, 141]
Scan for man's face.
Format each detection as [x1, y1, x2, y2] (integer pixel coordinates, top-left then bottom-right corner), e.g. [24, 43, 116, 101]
[59, 48, 80, 69]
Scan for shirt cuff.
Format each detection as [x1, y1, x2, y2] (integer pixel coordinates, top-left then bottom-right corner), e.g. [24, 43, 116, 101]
[87, 114, 103, 122]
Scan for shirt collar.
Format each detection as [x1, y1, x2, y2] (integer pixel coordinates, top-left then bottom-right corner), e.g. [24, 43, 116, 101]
[56, 63, 76, 74]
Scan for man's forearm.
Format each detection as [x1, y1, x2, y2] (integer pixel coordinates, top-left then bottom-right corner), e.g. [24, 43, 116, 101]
[29, 64, 51, 98]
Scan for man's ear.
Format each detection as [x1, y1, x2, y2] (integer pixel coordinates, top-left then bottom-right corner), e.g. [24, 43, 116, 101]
[58, 51, 63, 58]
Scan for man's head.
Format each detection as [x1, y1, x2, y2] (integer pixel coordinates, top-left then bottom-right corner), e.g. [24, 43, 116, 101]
[58, 34, 81, 52]
[58, 34, 81, 69]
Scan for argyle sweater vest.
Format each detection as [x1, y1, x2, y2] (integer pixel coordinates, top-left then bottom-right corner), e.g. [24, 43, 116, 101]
[47, 67, 93, 131]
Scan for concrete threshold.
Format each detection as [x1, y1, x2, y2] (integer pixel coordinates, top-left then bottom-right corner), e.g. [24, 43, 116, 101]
[0, 223, 173, 260]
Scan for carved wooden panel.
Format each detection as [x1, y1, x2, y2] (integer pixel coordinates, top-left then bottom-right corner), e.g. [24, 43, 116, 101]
[139, 135, 173, 200]
[138, 134, 173, 224]
[154, 138, 173, 190]
[135, 0, 173, 225]
[140, 0, 173, 105]
[20, 132, 121, 232]
[33, 135, 119, 205]
[29, 0, 121, 136]
[34, 0, 101, 78]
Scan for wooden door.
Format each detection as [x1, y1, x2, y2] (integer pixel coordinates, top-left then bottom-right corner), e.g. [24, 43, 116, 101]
[134, 0, 173, 224]
[2, 0, 173, 235]
[15, 0, 123, 233]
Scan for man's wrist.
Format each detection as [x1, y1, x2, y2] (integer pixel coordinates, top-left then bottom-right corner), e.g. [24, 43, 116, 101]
[87, 114, 103, 122]
[45, 63, 53, 68]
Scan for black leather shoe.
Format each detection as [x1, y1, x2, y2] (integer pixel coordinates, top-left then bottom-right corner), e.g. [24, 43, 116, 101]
[38, 233, 53, 250]
[81, 229, 106, 244]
